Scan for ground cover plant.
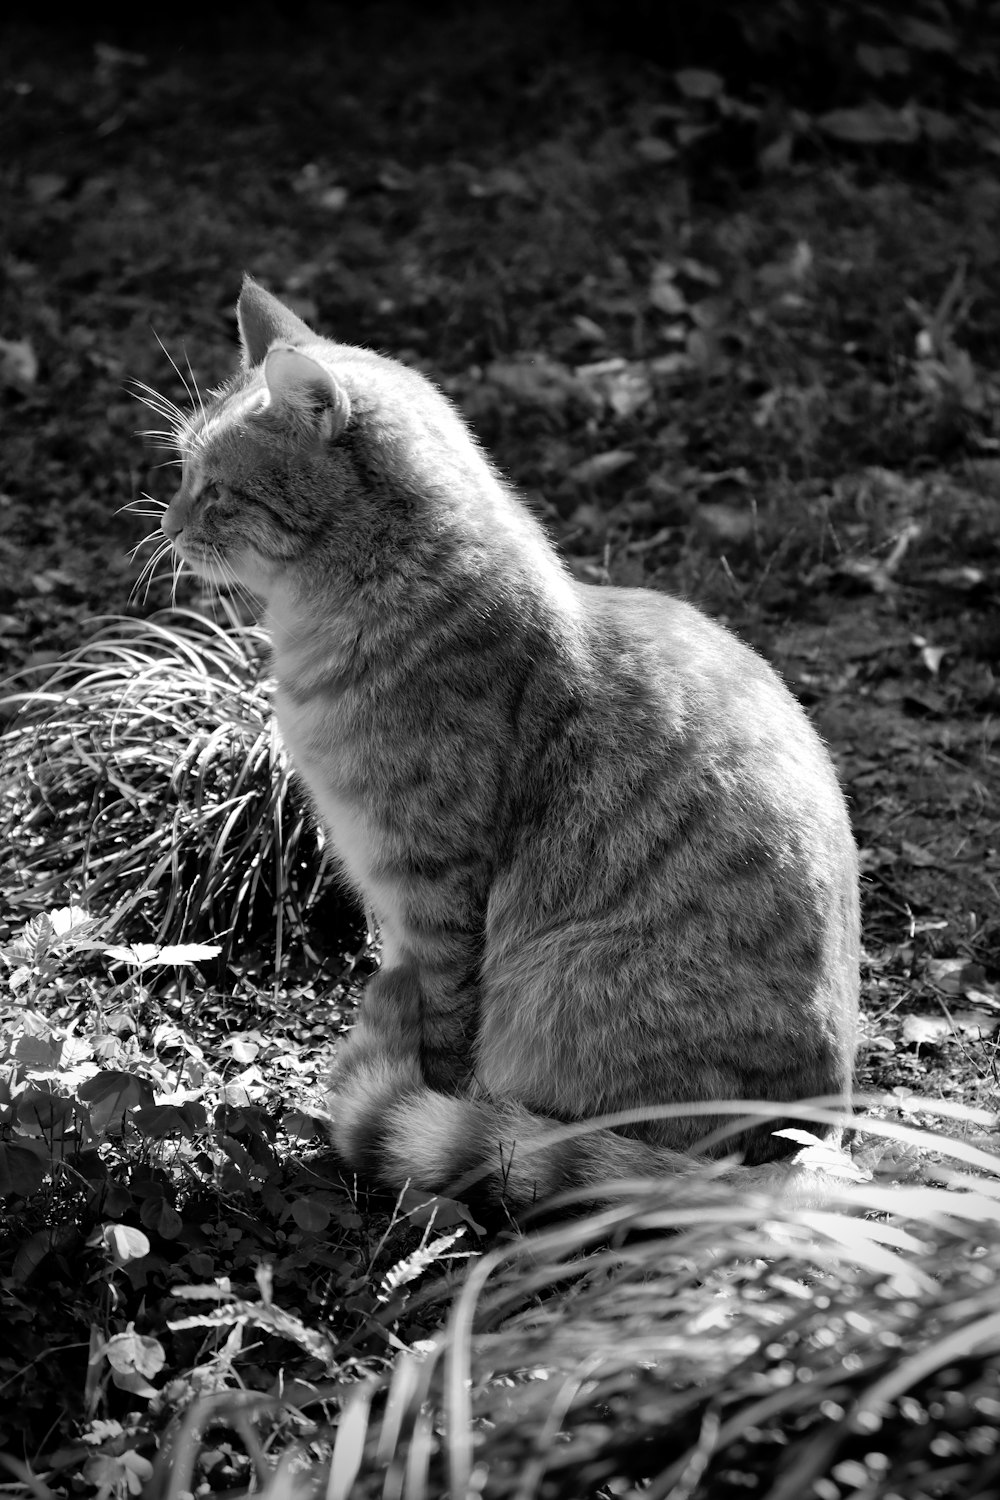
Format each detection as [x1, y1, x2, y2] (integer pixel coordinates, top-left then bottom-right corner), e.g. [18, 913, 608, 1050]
[2, 0, 1000, 1494]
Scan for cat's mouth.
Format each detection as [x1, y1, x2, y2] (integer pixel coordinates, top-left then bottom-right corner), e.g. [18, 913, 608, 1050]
[168, 535, 276, 596]
[167, 536, 235, 582]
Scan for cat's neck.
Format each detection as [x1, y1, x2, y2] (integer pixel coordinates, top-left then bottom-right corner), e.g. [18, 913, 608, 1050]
[263, 504, 587, 690]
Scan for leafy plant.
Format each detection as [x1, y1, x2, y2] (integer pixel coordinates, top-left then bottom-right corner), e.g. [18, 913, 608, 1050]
[0, 610, 359, 973]
[127, 1107, 1000, 1500]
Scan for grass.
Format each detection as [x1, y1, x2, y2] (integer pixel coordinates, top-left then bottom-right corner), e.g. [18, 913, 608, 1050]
[0, 610, 355, 976]
[3, 615, 997, 1494]
[3, 2, 1000, 1495]
[140, 1109, 1000, 1499]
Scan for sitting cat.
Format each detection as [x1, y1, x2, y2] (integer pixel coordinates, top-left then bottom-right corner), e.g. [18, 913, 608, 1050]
[160, 276, 860, 1212]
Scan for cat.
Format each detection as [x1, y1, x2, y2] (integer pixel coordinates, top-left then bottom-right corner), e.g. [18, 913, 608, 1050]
[159, 275, 860, 1213]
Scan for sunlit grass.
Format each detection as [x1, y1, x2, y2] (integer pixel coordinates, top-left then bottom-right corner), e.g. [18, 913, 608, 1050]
[0, 610, 341, 972]
[151, 1107, 1000, 1500]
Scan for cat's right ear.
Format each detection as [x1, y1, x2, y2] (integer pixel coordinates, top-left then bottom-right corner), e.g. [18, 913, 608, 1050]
[263, 346, 351, 442]
[237, 276, 316, 368]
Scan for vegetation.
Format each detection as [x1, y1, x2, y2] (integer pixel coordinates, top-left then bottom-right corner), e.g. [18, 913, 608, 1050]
[2, 1, 999, 1495]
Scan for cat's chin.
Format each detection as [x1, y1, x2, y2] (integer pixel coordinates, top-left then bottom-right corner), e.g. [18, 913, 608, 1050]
[175, 545, 273, 597]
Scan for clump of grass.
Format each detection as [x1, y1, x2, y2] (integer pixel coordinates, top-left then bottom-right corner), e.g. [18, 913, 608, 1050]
[145, 1108, 1000, 1500]
[0, 610, 346, 971]
[322, 1114, 1000, 1500]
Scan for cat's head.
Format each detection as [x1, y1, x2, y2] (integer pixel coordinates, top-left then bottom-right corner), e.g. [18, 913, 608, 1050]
[160, 277, 487, 601]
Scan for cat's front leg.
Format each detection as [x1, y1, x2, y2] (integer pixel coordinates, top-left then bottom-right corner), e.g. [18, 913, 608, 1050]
[327, 958, 476, 1174]
[329, 955, 478, 1100]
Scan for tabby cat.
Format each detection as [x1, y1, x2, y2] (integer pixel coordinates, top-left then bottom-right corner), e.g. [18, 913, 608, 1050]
[160, 276, 860, 1212]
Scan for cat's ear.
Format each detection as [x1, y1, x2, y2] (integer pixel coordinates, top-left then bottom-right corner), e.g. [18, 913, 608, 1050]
[237, 276, 316, 368]
[263, 345, 351, 441]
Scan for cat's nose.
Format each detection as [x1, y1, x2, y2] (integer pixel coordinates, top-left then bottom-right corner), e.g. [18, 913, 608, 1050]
[161, 497, 186, 540]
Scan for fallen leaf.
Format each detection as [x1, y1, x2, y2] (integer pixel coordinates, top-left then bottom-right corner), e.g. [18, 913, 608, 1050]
[901, 1013, 949, 1046]
[649, 263, 688, 316]
[902, 1009, 1000, 1047]
[817, 104, 920, 145]
[0, 337, 38, 392]
[467, 166, 532, 199]
[923, 956, 969, 991]
[635, 137, 677, 164]
[486, 355, 588, 409]
[900, 840, 938, 868]
[858, 846, 896, 872]
[674, 68, 724, 100]
[575, 359, 652, 418]
[26, 173, 68, 204]
[568, 450, 636, 484]
[694, 502, 755, 544]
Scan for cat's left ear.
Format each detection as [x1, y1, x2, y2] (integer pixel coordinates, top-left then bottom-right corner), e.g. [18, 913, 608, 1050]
[237, 275, 316, 368]
[262, 346, 351, 441]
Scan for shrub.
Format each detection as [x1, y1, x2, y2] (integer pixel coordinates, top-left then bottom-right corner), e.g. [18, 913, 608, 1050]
[0, 610, 357, 973]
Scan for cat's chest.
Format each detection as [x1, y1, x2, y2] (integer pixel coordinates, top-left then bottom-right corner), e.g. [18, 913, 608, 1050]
[274, 687, 404, 963]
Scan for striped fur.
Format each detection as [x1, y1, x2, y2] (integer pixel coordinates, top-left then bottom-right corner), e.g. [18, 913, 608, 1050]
[162, 277, 860, 1216]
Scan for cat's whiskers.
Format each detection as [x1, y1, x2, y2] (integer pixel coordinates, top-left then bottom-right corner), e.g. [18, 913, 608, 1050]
[152, 330, 202, 426]
[137, 434, 182, 458]
[170, 550, 186, 611]
[117, 493, 168, 519]
[183, 346, 207, 424]
[211, 545, 258, 620]
[129, 378, 188, 431]
[128, 537, 174, 608]
[126, 532, 160, 561]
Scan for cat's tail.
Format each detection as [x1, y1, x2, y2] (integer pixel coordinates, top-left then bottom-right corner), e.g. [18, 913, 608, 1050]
[329, 1056, 857, 1216]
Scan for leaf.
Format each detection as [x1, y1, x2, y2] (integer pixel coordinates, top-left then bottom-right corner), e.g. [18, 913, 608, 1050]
[0, 1140, 48, 1198]
[759, 132, 794, 174]
[773, 1130, 870, 1180]
[467, 166, 532, 199]
[924, 956, 986, 993]
[856, 43, 911, 78]
[13, 1225, 73, 1282]
[951, 1009, 1000, 1037]
[15, 1090, 77, 1140]
[895, 17, 957, 53]
[674, 69, 723, 100]
[290, 1199, 331, 1232]
[634, 137, 677, 164]
[817, 105, 920, 145]
[486, 355, 589, 409]
[79, 1068, 155, 1118]
[772, 1128, 826, 1149]
[103, 942, 162, 967]
[399, 1186, 487, 1235]
[228, 1037, 260, 1063]
[12, 1035, 63, 1069]
[48, 904, 94, 937]
[902, 1013, 950, 1046]
[26, 173, 68, 203]
[281, 1108, 320, 1141]
[649, 263, 687, 315]
[568, 450, 636, 484]
[575, 360, 653, 418]
[900, 839, 938, 868]
[100, 1224, 151, 1266]
[84, 1453, 154, 1497]
[103, 941, 220, 968]
[133, 1101, 206, 1138]
[156, 942, 221, 965]
[152, 1200, 184, 1239]
[0, 337, 38, 394]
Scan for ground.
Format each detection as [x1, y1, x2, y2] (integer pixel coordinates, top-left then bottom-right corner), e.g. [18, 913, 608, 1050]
[1, 3, 999, 1495]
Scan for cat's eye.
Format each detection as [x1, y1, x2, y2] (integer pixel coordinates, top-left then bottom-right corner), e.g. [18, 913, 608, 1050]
[200, 480, 222, 503]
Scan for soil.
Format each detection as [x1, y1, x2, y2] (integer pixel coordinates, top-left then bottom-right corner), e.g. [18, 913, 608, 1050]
[2, 1, 999, 1128]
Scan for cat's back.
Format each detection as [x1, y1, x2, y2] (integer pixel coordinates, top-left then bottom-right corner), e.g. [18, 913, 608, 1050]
[572, 581, 846, 813]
